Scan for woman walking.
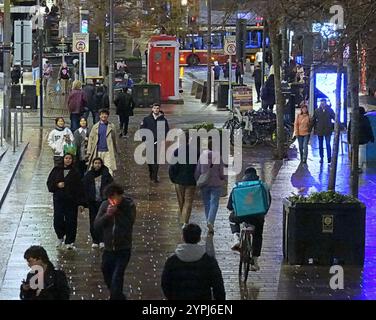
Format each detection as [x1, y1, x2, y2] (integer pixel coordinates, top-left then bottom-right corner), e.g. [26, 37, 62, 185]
[293, 103, 311, 164]
[194, 139, 225, 234]
[47, 117, 74, 167]
[73, 117, 90, 177]
[47, 153, 85, 250]
[58, 62, 71, 95]
[83, 157, 113, 248]
[68, 80, 87, 133]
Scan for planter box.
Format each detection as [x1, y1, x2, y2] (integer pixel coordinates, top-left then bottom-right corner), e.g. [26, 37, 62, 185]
[282, 199, 366, 265]
[131, 84, 160, 108]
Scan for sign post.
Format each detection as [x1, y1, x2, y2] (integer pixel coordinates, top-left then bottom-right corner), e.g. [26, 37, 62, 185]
[224, 36, 236, 110]
[73, 33, 89, 82]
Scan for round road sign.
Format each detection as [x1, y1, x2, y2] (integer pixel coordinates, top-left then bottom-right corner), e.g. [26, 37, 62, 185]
[76, 41, 86, 52]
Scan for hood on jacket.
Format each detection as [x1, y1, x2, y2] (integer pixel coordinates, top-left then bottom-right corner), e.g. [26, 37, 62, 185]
[149, 111, 166, 119]
[175, 243, 206, 262]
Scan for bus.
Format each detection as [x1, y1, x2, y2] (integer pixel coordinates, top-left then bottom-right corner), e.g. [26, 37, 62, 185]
[179, 26, 268, 66]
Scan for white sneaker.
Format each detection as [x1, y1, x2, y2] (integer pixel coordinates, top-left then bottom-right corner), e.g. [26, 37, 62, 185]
[56, 238, 64, 248]
[99, 242, 105, 249]
[231, 233, 240, 251]
[91, 243, 99, 249]
[66, 243, 76, 250]
[251, 256, 260, 271]
[207, 222, 214, 234]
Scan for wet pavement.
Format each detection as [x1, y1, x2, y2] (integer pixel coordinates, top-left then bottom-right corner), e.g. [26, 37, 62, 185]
[0, 72, 375, 300]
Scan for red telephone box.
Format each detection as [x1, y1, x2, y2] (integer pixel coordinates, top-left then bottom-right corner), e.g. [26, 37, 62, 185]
[147, 35, 180, 101]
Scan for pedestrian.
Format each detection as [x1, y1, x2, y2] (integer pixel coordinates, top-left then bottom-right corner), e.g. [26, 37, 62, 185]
[48, 117, 74, 167]
[11, 64, 21, 85]
[20, 246, 70, 300]
[114, 87, 135, 138]
[311, 98, 335, 163]
[73, 117, 90, 177]
[140, 103, 170, 183]
[294, 103, 312, 164]
[83, 157, 113, 249]
[213, 61, 221, 80]
[73, 59, 79, 81]
[83, 81, 99, 125]
[252, 64, 262, 103]
[95, 85, 110, 111]
[46, 153, 85, 250]
[169, 131, 198, 228]
[67, 80, 87, 133]
[31, 55, 39, 84]
[42, 59, 53, 96]
[94, 183, 136, 300]
[58, 62, 71, 95]
[87, 109, 118, 176]
[348, 107, 375, 173]
[133, 43, 142, 58]
[235, 59, 244, 84]
[222, 63, 229, 79]
[194, 138, 225, 234]
[227, 167, 271, 271]
[261, 73, 275, 111]
[161, 223, 225, 300]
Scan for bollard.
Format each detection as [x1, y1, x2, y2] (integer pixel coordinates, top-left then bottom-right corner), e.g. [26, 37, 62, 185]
[15, 111, 19, 147]
[13, 112, 16, 153]
[20, 106, 23, 143]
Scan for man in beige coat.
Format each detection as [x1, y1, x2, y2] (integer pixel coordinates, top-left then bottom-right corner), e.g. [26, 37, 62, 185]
[87, 109, 118, 175]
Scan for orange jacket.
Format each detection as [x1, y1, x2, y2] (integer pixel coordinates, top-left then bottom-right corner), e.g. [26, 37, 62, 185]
[294, 113, 311, 136]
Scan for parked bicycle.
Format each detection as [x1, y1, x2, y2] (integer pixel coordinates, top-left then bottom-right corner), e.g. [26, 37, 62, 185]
[238, 222, 255, 283]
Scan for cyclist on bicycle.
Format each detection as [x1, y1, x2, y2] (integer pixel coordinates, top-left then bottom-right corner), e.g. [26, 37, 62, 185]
[227, 167, 271, 271]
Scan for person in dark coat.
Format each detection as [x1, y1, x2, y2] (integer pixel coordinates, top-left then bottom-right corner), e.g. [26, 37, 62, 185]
[73, 117, 90, 177]
[20, 246, 70, 300]
[235, 59, 244, 84]
[252, 64, 262, 102]
[83, 157, 113, 248]
[161, 223, 225, 300]
[95, 85, 110, 111]
[94, 183, 136, 300]
[114, 87, 135, 138]
[213, 61, 221, 80]
[169, 131, 198, 227]
[311, 98, 335, 163]
[227, 167, 271, 271]
[261, 74, 275, 111]
[348, 107, 375, 172]
[11, 65, 21, 84]
[140, 103, 170, 183]
[83, 82, 99, 125]
[47, 153, 85, 250]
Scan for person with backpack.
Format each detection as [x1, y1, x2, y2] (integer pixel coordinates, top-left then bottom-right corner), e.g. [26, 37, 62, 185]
[227, 167, 271, 271]
[67, 80, 88, 133]
[20, 246, 70, 300]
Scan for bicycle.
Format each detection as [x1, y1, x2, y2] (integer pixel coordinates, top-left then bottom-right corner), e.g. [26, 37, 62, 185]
[238, 222, 255, 283]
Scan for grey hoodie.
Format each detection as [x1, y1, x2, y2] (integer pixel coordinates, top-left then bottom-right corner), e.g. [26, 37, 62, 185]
[175, 243, 206, 262]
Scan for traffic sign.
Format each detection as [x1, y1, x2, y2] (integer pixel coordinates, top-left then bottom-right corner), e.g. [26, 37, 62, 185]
[73, 33, 89, 53]
[224, 36, 236, 56]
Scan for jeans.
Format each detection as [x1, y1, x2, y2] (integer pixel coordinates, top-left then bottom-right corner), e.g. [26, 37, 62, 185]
[175, 184, 196, 224]
[318, 135, 332, 161]
[201, 186, 222, 225]
[88, 201, 103, 244]
[297, 135, 310, 162]
[53, 194, 78, 244]
[102, 249, 131, 300]
[70, 113, 81, 133]
[84, 109, 99, 126]
[32, 67, 40, 83]
[118, 114, 130, 136]
[229, 212, 265, 257]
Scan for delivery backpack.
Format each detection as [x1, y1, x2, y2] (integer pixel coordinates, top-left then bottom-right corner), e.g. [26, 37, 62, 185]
[232, 180, 270, 217]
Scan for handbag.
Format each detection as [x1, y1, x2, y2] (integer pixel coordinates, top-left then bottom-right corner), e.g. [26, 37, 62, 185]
[196, 164, 213, 188]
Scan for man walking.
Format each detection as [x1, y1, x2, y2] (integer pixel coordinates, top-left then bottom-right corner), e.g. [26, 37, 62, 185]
[312, 98, 335, 163]
[252, 64, 262, 103]
[161, 223, 225, 300]
[114, 87, 135, 138]
[87, 109, 118, 175]
[140, 103, 169, 183]
[94, 183, 136, 300]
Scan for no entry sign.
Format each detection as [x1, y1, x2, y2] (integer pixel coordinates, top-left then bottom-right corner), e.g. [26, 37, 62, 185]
[73, 33, 89, 53]
[224, 36, 236, 56]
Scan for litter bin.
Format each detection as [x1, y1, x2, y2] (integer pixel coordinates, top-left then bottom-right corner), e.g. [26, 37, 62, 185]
[24, 85, 37, 109]
[366, 111, 376, 165]
[283, 199, 366, 265]
[131, 84, 160, 108]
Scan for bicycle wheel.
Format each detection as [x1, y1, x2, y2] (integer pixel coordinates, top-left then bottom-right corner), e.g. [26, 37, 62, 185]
[238, 231, 251, 283]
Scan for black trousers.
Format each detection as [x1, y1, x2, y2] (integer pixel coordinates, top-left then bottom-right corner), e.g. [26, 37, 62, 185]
[88, 200, 103, 244]
[102, 249, 131, 300]
[229, 212, 265, 257]
[255, 82, 261, 101]
[118, 114, 130, 136]
[53, 194, 78, 244]
[76, 160, 87, 178]
[148, 164, 159, 181]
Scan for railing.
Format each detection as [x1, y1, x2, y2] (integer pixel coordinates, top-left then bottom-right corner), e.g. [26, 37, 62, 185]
[0, 107, 24, 152]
